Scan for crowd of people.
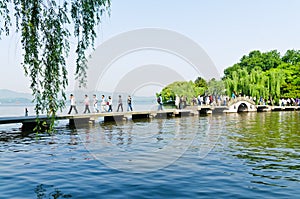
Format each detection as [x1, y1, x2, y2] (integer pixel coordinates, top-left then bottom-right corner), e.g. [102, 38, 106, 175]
[279, 98, 300, 106]
[173, 94, 230, 109]
[67, 94, 133, 114]
[67, 92, 300, 114]
[173, 92, 300, 109]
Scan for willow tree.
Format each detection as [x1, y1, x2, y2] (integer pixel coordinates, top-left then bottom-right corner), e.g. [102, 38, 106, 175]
[225, 68, 249, 96]
[0, 0, 111, 132]
[207, 78, 225, 96]
[267, 68, 285, 105]
[248, 69, 262, 102]
[225, 70, 239, 96]
[225, 67, 285, 105]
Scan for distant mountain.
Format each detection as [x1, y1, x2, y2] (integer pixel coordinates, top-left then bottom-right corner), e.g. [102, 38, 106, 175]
[0, 89, 156, 105]
[0, 89, 32, 99]
[0, 98, 32, 104]
[0, 89, 33, 104]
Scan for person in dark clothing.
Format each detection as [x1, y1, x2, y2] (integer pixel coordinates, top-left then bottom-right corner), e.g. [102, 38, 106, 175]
[117, 95, 123, 112]
[157, 94, 163, 111]
[127, 95, 133, 111]
[107, 96, 113, 112]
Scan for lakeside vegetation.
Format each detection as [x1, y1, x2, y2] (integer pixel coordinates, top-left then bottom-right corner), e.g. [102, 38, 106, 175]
[159, 49, 300, 105]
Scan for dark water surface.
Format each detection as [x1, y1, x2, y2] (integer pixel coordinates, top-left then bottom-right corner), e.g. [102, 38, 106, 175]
[0, 112, 299, 198]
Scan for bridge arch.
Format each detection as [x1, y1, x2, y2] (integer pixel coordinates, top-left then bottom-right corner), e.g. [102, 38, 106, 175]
[237, 103, 248, 112]
[227, 97, 257, 113]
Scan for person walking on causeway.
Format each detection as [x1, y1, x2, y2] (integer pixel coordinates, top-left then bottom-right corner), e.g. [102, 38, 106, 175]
[108, 96, 113, 112]
[83, 94, 90, 113]
[68, 94, 78, 114]
[157, 94, 163, 111]
[93, 94, 99, 113]
[127, 95, 133, 111]
[117, 95, 123, 112]
[101, 95, 107, 112]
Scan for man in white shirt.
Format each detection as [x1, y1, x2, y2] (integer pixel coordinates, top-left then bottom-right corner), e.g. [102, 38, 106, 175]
[101, 95, 107, 112]
[93, 94, 99, 113]
[68, 94, 78, 114]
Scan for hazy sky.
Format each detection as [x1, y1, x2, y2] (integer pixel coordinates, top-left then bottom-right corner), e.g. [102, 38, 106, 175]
[0, 0, 299, 93]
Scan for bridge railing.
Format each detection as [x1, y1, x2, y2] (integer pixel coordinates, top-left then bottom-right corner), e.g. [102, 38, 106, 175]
[227, 96, 256, 106]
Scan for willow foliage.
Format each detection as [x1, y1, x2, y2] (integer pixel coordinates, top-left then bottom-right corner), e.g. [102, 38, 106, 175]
[224, 49, 300, 101]
[225, 68, 285, 104]
[0, 0, 111, 132]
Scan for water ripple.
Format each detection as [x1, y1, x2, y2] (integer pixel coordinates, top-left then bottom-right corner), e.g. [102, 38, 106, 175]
[0, 112, 299, 198]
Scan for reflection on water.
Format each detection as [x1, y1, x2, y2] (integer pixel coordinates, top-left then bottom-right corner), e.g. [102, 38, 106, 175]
[0, 111, 299, 198]
[80, 117, 203, 172]
[35, 184, 72, 199]
[226, 112, 300, 187]
[99, 121, 133, 147]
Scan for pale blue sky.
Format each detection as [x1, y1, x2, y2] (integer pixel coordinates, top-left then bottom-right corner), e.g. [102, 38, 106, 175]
[0, 0, 299, 93]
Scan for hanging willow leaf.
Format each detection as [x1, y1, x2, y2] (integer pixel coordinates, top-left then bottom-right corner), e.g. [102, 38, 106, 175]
[0, 0, 111, 133]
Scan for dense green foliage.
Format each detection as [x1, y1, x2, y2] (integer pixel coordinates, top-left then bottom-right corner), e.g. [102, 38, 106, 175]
[160, 49, 299, 105]
[159, 81, 199, 103]
[194, 77, 208, 89]
[207, 78, 225, 97]
[224, 68, 285, 104]
[159, 78, 224, 104]
[278, 63, 300, 98]
[224, 49, 300, 103]
[0, 0, 110, 131]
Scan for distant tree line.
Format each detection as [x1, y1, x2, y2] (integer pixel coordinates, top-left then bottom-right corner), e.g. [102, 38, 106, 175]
[159, 49, 300, 105]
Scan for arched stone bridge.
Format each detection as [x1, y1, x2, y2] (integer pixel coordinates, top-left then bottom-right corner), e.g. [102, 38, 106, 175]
[226, 97, 257, 113]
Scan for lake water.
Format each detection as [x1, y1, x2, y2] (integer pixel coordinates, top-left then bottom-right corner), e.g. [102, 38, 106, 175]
[0, 107, 299, 198]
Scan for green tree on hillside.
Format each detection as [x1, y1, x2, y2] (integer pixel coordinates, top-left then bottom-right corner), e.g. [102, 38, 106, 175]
[282, 49, 300, 65]
[194, 77, 208, 89]
[278, 63, 300, 98]
[223, 64, 241, 79]
[224, 50, 282, 79]
[239, 50, 282, 72]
